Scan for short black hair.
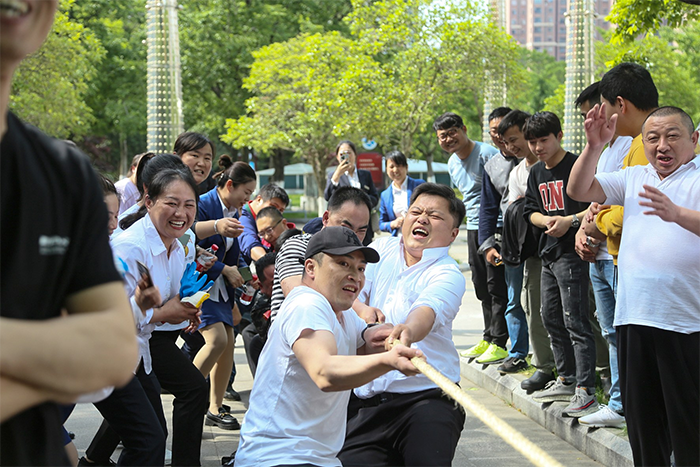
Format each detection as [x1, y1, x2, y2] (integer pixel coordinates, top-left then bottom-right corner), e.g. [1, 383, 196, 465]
[385, 150, 408, 167]
[599, 62, 658, 111]
[488, 107, 513, 122]
[433, 112, 464, 132]
[257, 206, 284, 223]
[254, 252, 277, 284]
[523, 112, 562, 140]
[497, 110, 531, 136]
[275, 228, 302, 252]
[258, 183, 289, 207]
[575, 81, 601, 110]
[409, 183, 465, 229]
[174, 131, 215, 159]
[642, 106, 696, 136]
[327, 186, 372, 217]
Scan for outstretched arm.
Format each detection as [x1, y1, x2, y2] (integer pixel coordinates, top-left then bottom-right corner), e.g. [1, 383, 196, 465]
[568, 104, 617, 203]
[292, 329, 420, 392]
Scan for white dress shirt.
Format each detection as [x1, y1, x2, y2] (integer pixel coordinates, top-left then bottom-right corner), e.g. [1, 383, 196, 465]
[391, 177, 409, 219]
[111, 213, 187, 373]
[354, 236, 466, 398]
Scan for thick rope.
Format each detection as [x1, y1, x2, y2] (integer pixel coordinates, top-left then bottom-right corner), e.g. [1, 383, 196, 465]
[393, 340, 564, 467]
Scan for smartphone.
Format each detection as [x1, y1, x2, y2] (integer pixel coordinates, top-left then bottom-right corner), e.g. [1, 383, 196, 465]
[239, 266, 253, 282]
[340, 152, 349, 162]
[136, 260, 153, 287]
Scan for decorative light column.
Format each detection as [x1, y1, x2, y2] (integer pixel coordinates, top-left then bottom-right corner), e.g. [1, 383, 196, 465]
[146, 0, 184, 153]
[482, 0, 508, 145]
[562, 0, 595, 153]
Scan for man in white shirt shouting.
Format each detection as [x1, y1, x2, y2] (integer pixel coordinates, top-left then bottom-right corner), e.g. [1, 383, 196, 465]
[340, 183, 468, 467]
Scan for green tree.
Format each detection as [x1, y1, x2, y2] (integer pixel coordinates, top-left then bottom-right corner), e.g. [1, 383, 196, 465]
[10, 0, 104, 140]
[69, 0, 148, 173]
[607, 0, 700, 45]
[222, 32, 383, 194]
[511, 48, 566, 114]
[179, 0, 353, 166]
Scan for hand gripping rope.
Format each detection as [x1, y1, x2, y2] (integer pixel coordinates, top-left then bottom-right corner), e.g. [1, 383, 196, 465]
[391, 340, 564, 467]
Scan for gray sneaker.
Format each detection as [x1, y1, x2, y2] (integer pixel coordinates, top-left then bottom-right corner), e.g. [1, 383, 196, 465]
[562, 386, 598, 418]
[532, 377, 575, 403]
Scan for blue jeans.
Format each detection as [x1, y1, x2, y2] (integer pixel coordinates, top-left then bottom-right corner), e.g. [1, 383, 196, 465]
[504, 263, 529, 359]
[590, 260, 622, 412]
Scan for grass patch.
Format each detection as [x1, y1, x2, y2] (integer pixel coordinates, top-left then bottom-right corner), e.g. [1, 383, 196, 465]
[285, 211, 317, 220]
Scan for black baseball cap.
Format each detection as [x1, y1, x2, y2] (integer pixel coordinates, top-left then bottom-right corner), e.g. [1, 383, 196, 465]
[303, 226, 380, 263]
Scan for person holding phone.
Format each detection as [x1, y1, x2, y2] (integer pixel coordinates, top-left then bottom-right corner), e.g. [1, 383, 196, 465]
[379, 150, 425, 237]
[194, 161, 257, 430]
[325, 140, 379, 245]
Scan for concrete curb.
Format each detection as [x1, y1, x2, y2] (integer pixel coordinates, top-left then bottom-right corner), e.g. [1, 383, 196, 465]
[460, 358, 634, 466]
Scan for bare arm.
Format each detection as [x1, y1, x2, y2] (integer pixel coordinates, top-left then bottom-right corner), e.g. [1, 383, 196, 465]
[352, 300, 386, 324]
[193, 218, 244, 239]
[567, 104, 616, 203]
[292, 329, 420, 392]
[386, 306, 436, 347]
[0, 376, 77, 422]
[280, 274, 303, 296]
[250, 246, 267, 262]
[0, 282, 138, 395]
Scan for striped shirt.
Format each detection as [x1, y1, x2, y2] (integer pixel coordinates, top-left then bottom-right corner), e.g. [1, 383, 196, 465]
[270, 233, 312, 319]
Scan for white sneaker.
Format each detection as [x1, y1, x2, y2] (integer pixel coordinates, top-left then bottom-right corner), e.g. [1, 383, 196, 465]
[579, 404, 626, 428]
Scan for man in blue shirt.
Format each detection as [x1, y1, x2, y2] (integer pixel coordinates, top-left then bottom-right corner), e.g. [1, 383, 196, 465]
[434, 112, 508, 363]
[239, 183, 289, 264]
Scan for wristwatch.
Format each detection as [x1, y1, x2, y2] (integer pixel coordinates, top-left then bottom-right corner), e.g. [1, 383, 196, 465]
[586, 236, 601, 248]
[571, 214, 581, 229]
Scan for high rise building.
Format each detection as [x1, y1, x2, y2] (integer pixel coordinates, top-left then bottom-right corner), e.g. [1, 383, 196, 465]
[505, 0, 614, 60]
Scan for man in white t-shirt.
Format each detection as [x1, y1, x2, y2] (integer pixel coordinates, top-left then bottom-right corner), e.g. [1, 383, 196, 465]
[234, 227, 421, 467]
[339, 183, 467, 467]
[568, 105, 700, 467]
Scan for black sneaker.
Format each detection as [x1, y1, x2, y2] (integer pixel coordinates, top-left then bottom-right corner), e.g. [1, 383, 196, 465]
[497, 357, 529, 374]
[205, 406, 241, 430]
[521, 370, 555, 393]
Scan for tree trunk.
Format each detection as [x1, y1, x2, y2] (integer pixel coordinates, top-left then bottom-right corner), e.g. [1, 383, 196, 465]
[425, 152, 435, 183]
[119, 132, 128, 178]
[271, 148, 286, 183]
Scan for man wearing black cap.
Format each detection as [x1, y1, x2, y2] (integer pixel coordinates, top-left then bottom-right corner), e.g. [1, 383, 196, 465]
[340, 183, 468, 467]
[235, 227, 422, 467]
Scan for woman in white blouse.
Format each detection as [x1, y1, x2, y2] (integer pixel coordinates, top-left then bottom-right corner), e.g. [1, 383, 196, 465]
[83, 169, 201, 466]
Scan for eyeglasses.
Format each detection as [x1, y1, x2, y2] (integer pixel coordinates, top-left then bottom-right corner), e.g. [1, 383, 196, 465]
[437, 128, 459, 142]
[258, 218, 283, 238]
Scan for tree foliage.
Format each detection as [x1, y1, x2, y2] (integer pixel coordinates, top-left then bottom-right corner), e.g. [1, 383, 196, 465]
[224, 0, 525, 195]
[10, 0, 104, 139]
[607, 0, 700, 45]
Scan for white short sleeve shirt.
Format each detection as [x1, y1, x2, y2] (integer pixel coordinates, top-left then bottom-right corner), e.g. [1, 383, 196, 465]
[235, 286, 366, 467]
[596, 157, 700, 333]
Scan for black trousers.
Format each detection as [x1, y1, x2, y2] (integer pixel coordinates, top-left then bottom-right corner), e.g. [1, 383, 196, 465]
[241, 323, 264, 377]
[618, 325, 699, 466]
[339, 388, 465, 466]
[150, 330, 209, 467]
[88, 365, 166, 466]
[467, 229, 508, 348]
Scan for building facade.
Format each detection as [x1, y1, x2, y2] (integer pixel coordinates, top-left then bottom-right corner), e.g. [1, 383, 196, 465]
[506, 0, 613, 60]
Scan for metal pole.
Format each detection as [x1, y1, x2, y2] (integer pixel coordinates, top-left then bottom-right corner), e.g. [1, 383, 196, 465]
[562, 0, 595, 153]
[482, 0, 508, 145]
[146, 0, 184, 154]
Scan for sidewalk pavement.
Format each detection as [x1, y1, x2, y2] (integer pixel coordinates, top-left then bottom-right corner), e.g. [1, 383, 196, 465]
[66, 227, 627, 466]
[447, 227, 633, 467]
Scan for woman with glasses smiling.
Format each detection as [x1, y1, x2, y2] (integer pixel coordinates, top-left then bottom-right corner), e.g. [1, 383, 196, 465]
[194, 162, 257, 430]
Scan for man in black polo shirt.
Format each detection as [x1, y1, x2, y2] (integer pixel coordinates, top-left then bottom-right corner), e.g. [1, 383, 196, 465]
[0, 3, 138, 465]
